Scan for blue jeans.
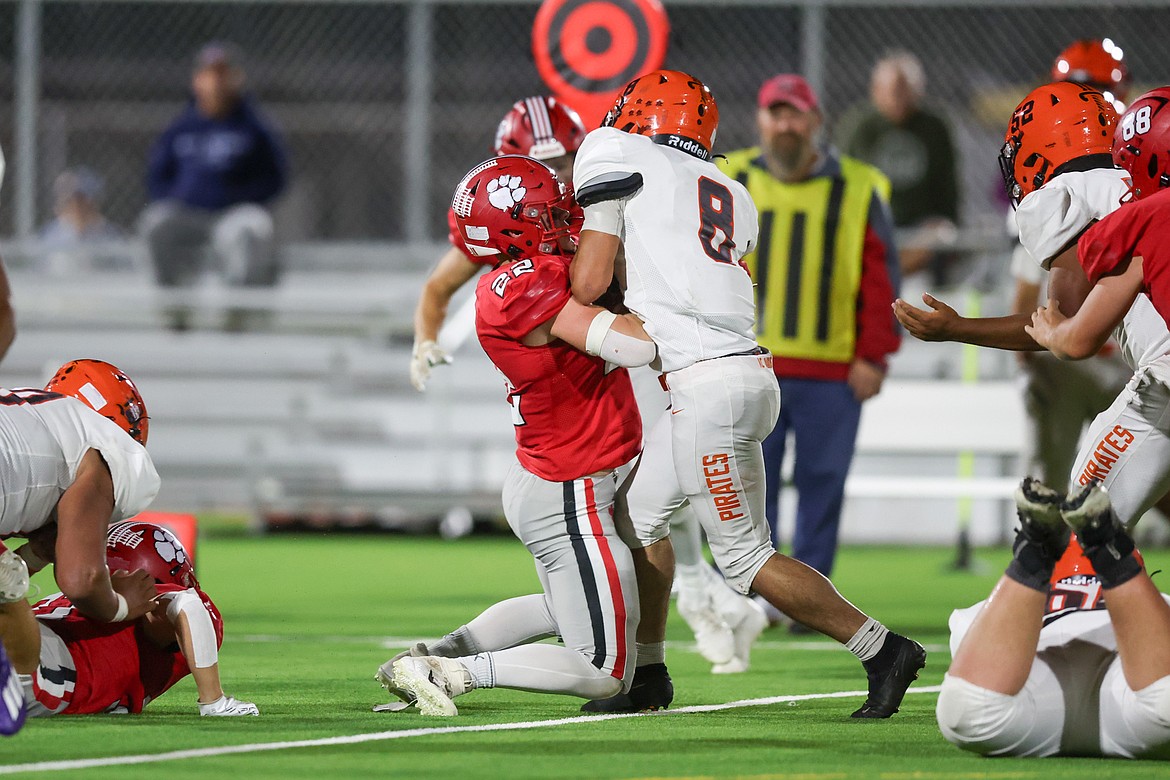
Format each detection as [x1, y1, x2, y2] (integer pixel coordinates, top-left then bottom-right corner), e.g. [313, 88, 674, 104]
[763, 377, 862, 577]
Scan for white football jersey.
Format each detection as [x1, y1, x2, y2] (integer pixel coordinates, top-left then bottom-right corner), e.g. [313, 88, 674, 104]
[1014, 167, 1130, 270]
[574, 128, 760, 373]
[0, 390, 159, 537]
[1014, 166, 1170, 371]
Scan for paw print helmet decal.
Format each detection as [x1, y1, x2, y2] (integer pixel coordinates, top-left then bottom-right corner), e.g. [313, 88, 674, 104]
[45, 359, 149, 445]
[493, 96, 586, 161]
[106, 521, 201, 591]
[603, 69, 720, 160]
[451, 155, 575, 263]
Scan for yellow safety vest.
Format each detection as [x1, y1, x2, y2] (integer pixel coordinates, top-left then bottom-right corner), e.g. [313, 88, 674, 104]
[718, 150, 891, 363]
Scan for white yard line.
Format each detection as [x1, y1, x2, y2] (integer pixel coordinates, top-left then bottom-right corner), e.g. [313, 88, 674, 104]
[0, 686, 943, 775]
[238, 635, 950, 654]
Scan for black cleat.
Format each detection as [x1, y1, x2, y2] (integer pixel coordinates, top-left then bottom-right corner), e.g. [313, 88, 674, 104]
[851, 634, 926, 719]
[1014, 477, 1070, 558]
[580, 663, 673, 713]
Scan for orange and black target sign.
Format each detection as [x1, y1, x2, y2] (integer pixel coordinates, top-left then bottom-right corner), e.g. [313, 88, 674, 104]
[533, 0, 670, 129]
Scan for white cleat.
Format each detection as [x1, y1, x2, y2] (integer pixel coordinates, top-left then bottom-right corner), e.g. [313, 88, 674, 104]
[375, 642, 430, 708]
[390, 656, 470, 717]
[0, 550, 29, 604]
[677, 592, 734, 665]
[712, 597, 768, 674]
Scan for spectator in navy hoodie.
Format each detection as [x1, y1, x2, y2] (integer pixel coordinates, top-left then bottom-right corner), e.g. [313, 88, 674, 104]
[139, 42, 287, 331]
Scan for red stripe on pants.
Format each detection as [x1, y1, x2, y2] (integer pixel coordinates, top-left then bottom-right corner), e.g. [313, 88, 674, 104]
[583, 479, 627, 679]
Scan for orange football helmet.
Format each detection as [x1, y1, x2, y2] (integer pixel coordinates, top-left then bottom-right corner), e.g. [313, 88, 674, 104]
[603, 70, 719, 160]
[999, 81, 1118, 206]
[1052, 38, 1130, 107]
[45, 359, 149, 445]
[1113, 87, 1170, 201]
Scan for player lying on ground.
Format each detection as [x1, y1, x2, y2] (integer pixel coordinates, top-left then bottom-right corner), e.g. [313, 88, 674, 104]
[938, 480, 1170, 758]
[376, 155, 658, 716]
[567, 69, 925, 717]
[0, 360, 160, 625]
[894, 83, 1170, 529]
[0, 521, 257, 717]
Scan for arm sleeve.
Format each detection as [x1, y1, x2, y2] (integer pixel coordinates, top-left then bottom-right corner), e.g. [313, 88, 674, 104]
[854, 192, 902, 368]
[481, 258, 573, 340]
[573, 128, 643, 207]
[146, 125, 178, 202]
[163, 588, 219, 668]
[581, 197, 626, 237]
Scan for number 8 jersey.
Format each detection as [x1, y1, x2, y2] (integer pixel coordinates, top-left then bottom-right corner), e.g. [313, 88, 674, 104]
[573, 127, 760, 372]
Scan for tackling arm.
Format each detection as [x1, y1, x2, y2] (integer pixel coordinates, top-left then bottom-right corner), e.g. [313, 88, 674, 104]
[548, 298, 656, 368]
[1025, 257, 1143, 360]
[54, 450, 156, 622]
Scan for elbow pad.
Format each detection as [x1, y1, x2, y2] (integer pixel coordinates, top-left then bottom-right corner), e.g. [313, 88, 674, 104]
[585, 311, 657, 368]
[165, 589, 219, 668]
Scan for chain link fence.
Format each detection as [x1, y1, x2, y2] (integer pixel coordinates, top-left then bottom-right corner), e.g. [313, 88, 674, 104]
[1, 0, 1167, 243]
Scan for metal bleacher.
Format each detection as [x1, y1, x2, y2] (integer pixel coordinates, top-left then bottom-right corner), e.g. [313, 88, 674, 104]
[4, 238, 1033, 543]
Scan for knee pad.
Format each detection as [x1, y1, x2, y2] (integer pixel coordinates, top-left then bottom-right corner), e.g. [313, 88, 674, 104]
[1134, 675, 1170, 728]
[936, 675, 1014, 752]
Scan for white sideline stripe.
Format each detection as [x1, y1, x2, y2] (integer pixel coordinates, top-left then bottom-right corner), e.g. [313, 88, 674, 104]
[0, 686, 943, 775]
[239, 635, 951, 655]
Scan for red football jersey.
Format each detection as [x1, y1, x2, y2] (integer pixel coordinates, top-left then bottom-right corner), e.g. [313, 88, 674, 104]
[1080, 188, 1170, 327]
[475, 254, 641, 481]
[31, 584, 224, 714]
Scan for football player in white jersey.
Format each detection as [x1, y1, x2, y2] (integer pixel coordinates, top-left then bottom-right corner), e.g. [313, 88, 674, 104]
[894, 82, 1170, 529]
[938, 481, 1170, 758]
[0, 359, 160, 626]
[570, 70, 927, 717]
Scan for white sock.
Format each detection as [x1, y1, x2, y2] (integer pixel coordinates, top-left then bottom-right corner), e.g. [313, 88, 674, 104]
[845, 618, 889, 663]
[460, 653, 493, 689]
[636, 641, 665, 666]
[465, 645, 620, 700]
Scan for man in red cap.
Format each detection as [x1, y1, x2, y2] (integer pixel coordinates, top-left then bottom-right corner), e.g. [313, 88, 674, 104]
[718, 74, 901, 613]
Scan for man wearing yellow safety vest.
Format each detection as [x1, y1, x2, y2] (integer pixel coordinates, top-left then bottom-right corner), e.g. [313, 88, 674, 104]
[718, 74, 901, 607]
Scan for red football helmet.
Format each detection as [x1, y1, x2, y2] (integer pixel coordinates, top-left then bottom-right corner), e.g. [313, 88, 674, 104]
[603, 69, 720, 160]
[1112, 87, 1170, 201]
[106, 521, 201, 591]
[450, 155, 574, 262]
[1052, 38, 1130, 109]
[999, 82, 1118, 206]
[493, 96, 586, 161]
[45, 359, 148, 445]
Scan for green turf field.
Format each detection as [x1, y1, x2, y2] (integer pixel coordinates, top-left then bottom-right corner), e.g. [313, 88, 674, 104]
[2, 535, 1169, 778]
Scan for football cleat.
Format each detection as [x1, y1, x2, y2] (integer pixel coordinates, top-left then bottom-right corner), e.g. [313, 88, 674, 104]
[0, 640, 26, 736]
[1014, 477, 1070, 560]
[677, 590, 734, 666]
[376, 642, 430, 707]
[390, 656, 471, 717]
[0, 549, 29, 604]
[851, 634, 926, 719]
[712, 597, 769, 675]
[1060, 481, 1119, 544]
[581, 663, 673, 714]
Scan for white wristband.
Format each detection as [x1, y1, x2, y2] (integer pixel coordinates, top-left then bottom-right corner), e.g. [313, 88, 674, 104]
[585, 310, 618, 356]
[112, 592, 128, 622]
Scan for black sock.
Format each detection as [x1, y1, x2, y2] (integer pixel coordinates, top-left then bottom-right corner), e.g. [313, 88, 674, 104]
[1080, 532, 1143, 589]
[1004, 530, 1058, 592]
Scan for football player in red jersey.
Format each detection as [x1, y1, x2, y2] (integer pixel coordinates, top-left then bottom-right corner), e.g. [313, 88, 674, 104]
[411, 97, 587, 391]
[0, 521, 257, 717]
[938, 481, 1170, 758]
[377, 155, 659, 716]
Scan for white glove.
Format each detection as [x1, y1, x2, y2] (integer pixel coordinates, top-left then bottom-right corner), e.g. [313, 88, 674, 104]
[410, 340, 452, 392]
[199, 695, 260, 716]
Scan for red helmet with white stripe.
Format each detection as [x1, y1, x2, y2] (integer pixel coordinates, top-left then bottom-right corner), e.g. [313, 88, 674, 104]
[106, 521, 201, 591]
[493, 96, 586, 161]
